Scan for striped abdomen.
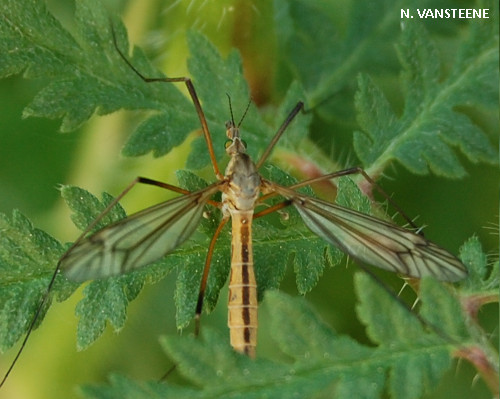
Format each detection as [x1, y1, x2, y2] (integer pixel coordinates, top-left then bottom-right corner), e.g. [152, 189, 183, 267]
[227, 210, 258, 358]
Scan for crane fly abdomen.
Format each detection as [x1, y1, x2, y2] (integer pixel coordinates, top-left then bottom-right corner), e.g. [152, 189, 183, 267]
[227, 210, 258, 357]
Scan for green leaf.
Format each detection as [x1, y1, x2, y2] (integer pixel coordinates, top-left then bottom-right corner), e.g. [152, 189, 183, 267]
[335, 176, 371, 213]
[274, 0, 400, 106]
[1, 0, 193, 136]
[80, 288, 471, 399]
[354, 274, 461, 399]
[276, 0, 497, 179]
[122, 111, 199, 158]
[158, 295, 384, 399]
[419, 278, 469, 340]
[353, 20, 498, 178]
[460, 235, 495, 289]
[1, 0, 311, 168]
[0, 0, 79, 78]
[60, 186, 126, 233]
[355, 274, 424, 346]
[0, 210, 71, 352]
[59, 186, 174, 349]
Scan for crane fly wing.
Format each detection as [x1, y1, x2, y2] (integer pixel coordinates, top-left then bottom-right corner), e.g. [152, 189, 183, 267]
[61, 184, 221, 282]
[272, 185, 467, 282]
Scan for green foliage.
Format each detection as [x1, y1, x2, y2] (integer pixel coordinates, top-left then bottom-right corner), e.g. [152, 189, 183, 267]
[1, 0, 196, 133]
[0, 210, 71, 351]
[275, 0, 399, 103]
[276, 0, 498, 178]
[353, 22, 498, 178]
[460, 235, 498, 290]
[0, 0, 498, 397]
[77, 277, 476, 399]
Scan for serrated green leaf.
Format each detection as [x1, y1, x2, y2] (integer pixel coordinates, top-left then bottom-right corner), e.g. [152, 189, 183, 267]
[60, 186, 126, 232]
[355, 273, 461, 399]
[0, 210, 71, 351]
[460, 235, 490, 286]
[355, 273, 424, 345]
[268, 290, 370, 360]
[419, 278, 469, 340]
[0, 0, 78, 78]
[81, 289, 471, 398]
[122, 111, 199, 157]
[79, 374, 186, 399]
[159, 303, 385, 399]
[59, 186, 174, 348]
[173, 244, 214, 329]
[274, 0, 400, 105]
[353, 21, 498, 178]
[276, 0, 497, 179]
[335, 176, 371, 213]
[74, 258, 169, 351]
[76, 279, 128, 350]
[1, 0, 193, 136]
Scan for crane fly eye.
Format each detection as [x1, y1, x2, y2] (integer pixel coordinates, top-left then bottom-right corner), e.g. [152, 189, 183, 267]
[225, 139, 247, 149]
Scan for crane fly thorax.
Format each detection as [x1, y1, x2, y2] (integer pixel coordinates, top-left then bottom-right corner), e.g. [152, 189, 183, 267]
[222, 153, 261, 213]
[222, 123, 261, 214]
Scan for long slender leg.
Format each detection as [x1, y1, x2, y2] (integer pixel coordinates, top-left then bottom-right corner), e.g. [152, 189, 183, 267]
[0, 176, 209, 388]
[158, 210, 228, 383]
[194, 217, 229, 336]
[253, 200, 292, 219]
[110, 24, 223, 180]
[260, 167, 420, 232]
[0, 271, 58, 387]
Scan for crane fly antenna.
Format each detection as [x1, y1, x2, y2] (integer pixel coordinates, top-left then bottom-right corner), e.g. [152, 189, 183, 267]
[226, 93, 236, 126]
[256, 101, 304, 169]
[225, 94, 252, 128]
[237, 98, 252, 128]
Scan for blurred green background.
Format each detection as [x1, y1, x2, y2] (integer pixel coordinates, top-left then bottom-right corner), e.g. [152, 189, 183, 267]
[0, 0, 498, 398]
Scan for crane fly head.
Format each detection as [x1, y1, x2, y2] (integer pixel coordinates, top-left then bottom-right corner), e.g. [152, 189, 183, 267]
[225, 120, 247, 155]
[224, 94, 251, 156]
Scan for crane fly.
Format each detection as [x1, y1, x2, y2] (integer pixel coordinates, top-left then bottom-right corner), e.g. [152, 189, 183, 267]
[0, 26, 468, 386]
[58, 103, 468, 356]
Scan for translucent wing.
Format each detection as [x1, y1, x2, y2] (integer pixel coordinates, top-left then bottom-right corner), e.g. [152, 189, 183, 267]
[273, 185, 467, 282]
[61, 185, 221, 282]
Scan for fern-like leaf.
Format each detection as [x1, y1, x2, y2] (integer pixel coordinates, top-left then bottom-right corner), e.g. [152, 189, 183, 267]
[353, 20, 498, 178]
[77, 276, 476, 399]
